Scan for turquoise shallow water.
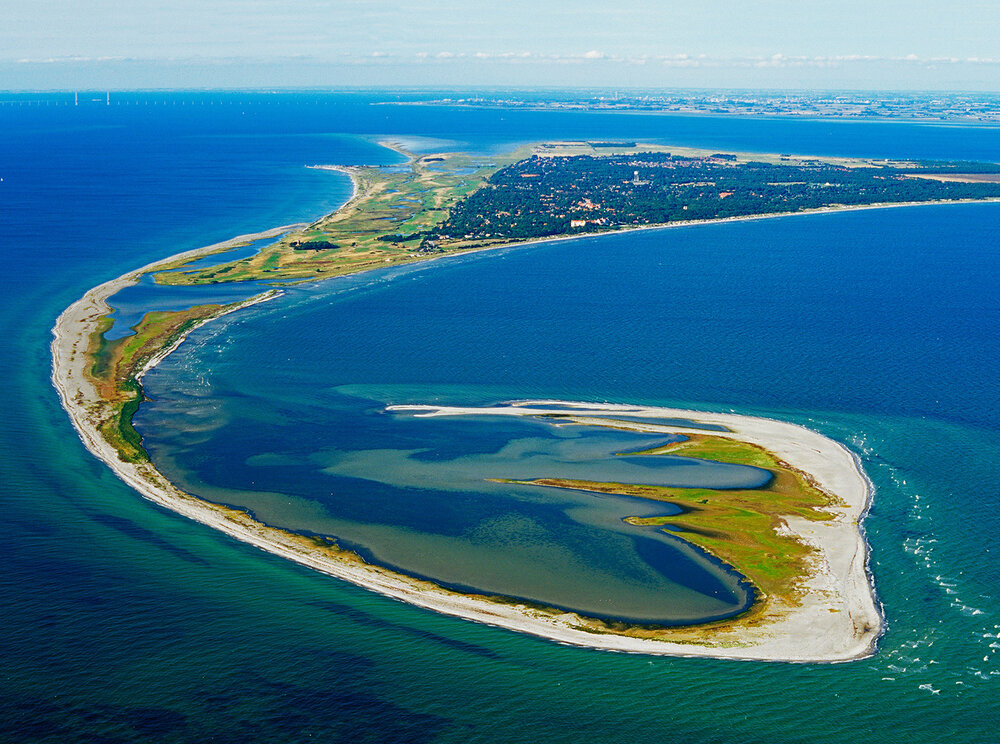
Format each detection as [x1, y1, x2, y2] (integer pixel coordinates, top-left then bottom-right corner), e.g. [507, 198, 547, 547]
[3, 92, 1000, 742]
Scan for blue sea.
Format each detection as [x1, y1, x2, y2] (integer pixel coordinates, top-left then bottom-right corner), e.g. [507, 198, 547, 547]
[3, 91, 1000, 743]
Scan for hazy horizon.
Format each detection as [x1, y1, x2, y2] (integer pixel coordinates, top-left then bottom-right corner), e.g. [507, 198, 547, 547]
[3, 0, 1000, 92]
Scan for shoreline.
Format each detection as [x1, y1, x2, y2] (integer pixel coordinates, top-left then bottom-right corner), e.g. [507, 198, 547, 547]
[52, 181, 998, 661]
[52, 275, 882, 663]
[391, 401, 884, 661]
[306, 164, 359, 204]
[113, 223, 308, 283]
[134, 290, 282, 384]
[435, 195, 1000, 264]
[294, 158, 1000, 282]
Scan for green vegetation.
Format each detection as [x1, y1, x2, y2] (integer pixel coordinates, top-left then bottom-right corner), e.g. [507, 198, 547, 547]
[433, 151, 1000, 242]
[76, 140, 931, 637]
[291, 239, 340, 251]
[154, 146, 532, 286]
[64, 140, 903, 650]
[148, 141, 1000, 288]
[86, 304, 227, 462]
[499, 434, 840, 616]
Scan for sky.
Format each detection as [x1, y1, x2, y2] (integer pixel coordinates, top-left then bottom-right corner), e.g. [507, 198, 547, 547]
[4, 0, 1000, 91]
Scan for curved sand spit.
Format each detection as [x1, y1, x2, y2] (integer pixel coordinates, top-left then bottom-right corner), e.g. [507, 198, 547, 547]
[52, 227, 883, 663]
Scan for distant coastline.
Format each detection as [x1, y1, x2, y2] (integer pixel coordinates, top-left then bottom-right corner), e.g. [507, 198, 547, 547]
[385, 92, 1000, 124]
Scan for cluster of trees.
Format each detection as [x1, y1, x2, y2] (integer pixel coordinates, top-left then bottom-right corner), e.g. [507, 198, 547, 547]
[291, 240, 340, 251]
[428, 153, 1000, 241]
[376, 232, 423, 243]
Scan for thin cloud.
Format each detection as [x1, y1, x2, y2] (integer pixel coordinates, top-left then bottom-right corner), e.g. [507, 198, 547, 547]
[14, 51, 1000, 70]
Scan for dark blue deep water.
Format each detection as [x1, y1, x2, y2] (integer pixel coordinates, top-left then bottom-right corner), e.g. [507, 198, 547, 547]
[3, 92, 1000, 743]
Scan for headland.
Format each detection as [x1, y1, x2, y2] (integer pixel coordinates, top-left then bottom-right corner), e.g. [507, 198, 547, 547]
[51, 138, 1000, 660]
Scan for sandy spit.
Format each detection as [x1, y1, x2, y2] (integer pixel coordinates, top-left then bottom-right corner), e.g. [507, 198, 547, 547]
[389, 401, 885, 662]
[50, 203, 900, 662]
[52, 243, 883, 661]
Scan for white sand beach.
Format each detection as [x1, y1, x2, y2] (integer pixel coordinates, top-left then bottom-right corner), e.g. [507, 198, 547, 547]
[48, 157, 902, 662]
[52, 248, 882, 660]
